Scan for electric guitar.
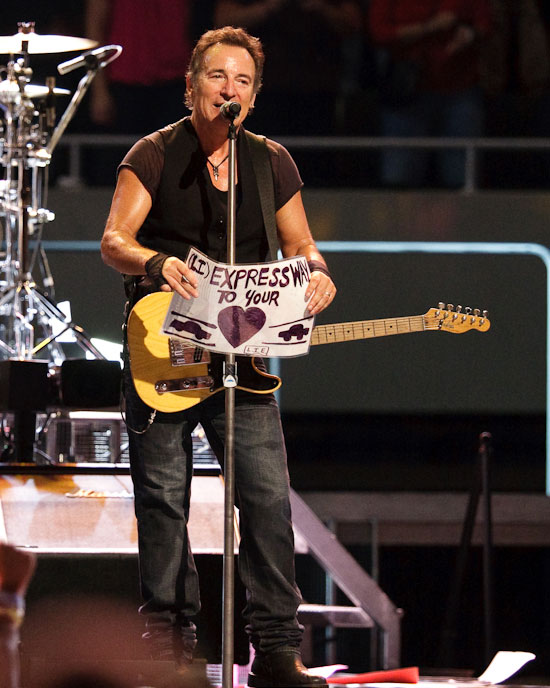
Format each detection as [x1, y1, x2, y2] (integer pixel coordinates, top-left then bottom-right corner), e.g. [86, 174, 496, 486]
[127, 292, 491, 413]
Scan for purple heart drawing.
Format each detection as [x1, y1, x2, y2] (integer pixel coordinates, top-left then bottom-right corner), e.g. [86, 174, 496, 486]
[218, 306, 266, 347]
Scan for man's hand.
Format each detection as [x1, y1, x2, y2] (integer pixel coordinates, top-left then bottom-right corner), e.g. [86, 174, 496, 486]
[305, 270, 336, 315]
[160, 256, 199, 300]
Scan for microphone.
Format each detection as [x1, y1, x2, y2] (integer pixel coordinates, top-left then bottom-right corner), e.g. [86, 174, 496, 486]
[220, 101, 241, 120]
[57, 44, 122, 76]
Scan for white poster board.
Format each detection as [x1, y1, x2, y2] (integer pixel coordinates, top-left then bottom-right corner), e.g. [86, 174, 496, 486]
[162, 248, 315, 357]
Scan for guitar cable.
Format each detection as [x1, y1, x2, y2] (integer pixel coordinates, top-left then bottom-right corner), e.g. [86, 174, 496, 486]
[119, 406, 157, 436]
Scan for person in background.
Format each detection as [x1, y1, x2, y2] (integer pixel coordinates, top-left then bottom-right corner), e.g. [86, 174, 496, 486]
[479, 0, 550, 187]
[84, 0, 215, 185]
[369, 0, 492, 189]
[213, 0, 364, 136]
[85, 0, 194, 134]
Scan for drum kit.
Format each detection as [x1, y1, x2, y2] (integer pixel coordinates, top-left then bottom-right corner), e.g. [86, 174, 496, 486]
[0, 21, 121, 365]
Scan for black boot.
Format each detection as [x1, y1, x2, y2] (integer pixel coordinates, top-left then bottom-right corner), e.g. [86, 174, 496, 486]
[248, 650, 328, 688]
[174, 617, 197, 668]
[143, 618, 197, 670]
[143, 627, 176, 663]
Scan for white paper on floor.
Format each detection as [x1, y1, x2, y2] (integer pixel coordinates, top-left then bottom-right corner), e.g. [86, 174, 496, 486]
[309, 649, 536, 685]
[477, 650, 536, 684]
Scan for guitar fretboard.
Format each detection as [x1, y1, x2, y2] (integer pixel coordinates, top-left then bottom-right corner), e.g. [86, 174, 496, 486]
[311, 315, 427, 345]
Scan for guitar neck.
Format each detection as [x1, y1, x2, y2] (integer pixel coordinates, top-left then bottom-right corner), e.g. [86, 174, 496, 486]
[311, 314, 426, 346]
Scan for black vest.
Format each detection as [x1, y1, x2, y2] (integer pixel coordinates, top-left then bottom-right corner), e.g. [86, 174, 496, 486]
[137, 118, 270, 264]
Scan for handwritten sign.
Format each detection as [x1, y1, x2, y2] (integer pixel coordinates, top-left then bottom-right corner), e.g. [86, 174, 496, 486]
[162, 248, 315, 357]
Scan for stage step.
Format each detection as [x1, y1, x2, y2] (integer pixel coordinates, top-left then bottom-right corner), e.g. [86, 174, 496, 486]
[298, 603, 374, 629]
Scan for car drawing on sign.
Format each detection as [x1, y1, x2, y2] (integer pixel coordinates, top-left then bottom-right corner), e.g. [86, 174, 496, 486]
[278, 323, 310, 342]
[169, 319, 212, 340]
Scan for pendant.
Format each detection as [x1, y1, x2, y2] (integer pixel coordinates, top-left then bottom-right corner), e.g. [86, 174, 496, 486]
[207, 154, 229, 181]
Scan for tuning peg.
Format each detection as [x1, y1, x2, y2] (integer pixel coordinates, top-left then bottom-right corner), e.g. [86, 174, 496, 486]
[483, 310, 488, 318]
[438, 301, 445, 310]
[446, 303, 454, 311]
[474, 308, 480, 316]
[456, 305, 462, 313]
[465, 306, 472, 314]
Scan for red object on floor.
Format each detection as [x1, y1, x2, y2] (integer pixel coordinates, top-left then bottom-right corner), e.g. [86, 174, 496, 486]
[328, 666, 420, 684]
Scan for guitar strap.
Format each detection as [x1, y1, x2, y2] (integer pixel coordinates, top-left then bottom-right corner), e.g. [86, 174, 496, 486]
[245, 130, 279, 261]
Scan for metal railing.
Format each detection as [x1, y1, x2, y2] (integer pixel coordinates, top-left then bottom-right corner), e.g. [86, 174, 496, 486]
[56, 133, 550, 192]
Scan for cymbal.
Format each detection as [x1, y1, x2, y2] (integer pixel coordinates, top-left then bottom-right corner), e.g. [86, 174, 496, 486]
[0, 31, 98, 55]
[0, 79, 71, 103]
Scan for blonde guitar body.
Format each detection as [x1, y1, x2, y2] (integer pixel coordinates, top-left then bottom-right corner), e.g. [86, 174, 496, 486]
[127, 292, 281, 413]
[128, 293, 490, 413]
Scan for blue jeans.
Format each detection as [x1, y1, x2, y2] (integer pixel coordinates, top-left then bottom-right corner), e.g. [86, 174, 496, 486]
[124, 368, 304, 655]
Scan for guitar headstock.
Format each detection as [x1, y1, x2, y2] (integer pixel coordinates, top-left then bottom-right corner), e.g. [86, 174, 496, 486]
[424, 303, 491, 333]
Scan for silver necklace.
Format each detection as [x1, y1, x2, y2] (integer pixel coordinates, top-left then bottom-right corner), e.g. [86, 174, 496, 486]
[206, 154, 229, 181]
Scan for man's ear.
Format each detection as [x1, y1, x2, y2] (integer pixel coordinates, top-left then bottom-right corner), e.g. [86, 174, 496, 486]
[185, 74, 194, 103]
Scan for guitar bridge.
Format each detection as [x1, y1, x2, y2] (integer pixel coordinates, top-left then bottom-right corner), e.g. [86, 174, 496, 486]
[155, 376, 214, 394]
[169, 339, 211, 367]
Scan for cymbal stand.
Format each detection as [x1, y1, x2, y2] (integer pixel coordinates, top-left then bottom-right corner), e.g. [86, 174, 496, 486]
[0, 43, 121, 363]
[0, 50, 58, 360]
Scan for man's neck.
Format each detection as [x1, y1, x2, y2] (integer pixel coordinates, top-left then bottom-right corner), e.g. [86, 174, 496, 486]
[191, 114, 237, 158]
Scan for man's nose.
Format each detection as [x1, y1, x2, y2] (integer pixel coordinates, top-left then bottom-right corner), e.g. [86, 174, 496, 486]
[221, 78, 237, 98]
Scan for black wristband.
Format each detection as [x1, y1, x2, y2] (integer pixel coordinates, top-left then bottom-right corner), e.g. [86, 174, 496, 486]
[144, 252, 170, 289]
[307, 260, 332, 280]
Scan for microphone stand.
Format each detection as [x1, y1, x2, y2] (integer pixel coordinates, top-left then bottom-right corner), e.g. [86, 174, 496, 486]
[48, 45, 122, 155]
[222, 112, 239, 688]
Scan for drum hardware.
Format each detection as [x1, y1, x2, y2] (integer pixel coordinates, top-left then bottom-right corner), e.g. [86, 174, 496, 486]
[0, 22, 122, 365]
[0, 22, 98, 55]
[0, 80, 71, 103]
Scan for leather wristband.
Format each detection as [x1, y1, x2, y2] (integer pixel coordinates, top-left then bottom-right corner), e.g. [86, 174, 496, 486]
[307, 260, 332, 280]
[144, 252, 170, 289]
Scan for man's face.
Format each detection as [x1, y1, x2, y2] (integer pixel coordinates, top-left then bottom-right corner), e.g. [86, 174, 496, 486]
[188, 43, 257, 128]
